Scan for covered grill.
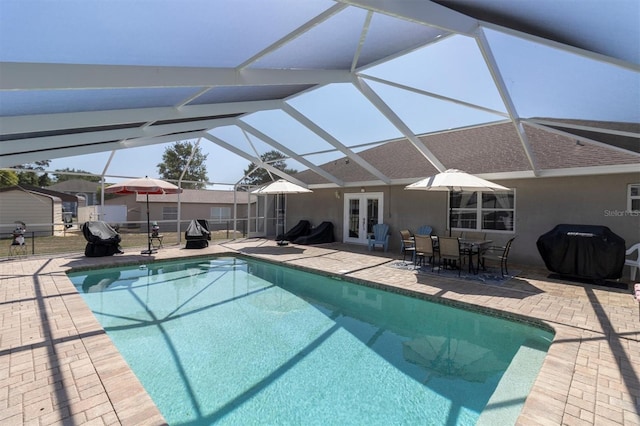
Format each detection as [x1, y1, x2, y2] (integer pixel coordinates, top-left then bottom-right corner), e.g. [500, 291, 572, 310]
[536, 224, 625, 281]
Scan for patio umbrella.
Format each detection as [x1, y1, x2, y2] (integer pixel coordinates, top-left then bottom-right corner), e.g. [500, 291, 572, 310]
[405, 169, 509, 236]
[251, 179, 312, 246]
[105, 176, 182, 255]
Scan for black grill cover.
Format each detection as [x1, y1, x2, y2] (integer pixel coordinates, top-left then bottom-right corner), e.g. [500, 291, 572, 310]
[277, 220, 311, 242]
[293, 221, 334, 245]
[536, 224, 625, 280]
[82, 221, 122, 257]
[185, 219, 210, 249]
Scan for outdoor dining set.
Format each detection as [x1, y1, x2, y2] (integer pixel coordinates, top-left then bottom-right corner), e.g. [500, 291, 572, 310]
[397, 226, 515, 277]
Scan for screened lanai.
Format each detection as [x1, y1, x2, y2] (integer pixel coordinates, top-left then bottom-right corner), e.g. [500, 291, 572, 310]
[1, 0, 638, 190]
[1, 5, 640, 424]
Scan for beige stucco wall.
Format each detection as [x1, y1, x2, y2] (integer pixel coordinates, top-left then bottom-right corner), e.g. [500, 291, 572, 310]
[104, 195, 250, 232]
[287, 172, 640, 269]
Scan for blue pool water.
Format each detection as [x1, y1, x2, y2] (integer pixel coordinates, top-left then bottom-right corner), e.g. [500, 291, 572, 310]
[68, 257, 553, 425]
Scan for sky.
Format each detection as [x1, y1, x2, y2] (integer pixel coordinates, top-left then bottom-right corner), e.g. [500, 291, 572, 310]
[5, 1, 634, 189]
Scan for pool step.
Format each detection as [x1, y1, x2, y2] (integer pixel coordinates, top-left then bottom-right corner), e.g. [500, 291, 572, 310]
[476, 341, 548, 426]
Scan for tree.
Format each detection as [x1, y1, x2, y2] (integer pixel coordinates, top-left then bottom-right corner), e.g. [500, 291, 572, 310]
[242, 150, 298, 186]
[0, 170, 19, 187]
[157, 141, 208, 189]
[54, 168, 101, 183]
[13, 160, 51, 187]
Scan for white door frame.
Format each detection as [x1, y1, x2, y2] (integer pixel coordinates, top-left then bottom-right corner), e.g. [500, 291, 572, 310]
[343, 192, 384, 245]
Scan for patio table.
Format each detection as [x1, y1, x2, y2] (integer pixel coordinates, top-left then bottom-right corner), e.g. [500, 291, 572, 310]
[459, 239, 492, 274]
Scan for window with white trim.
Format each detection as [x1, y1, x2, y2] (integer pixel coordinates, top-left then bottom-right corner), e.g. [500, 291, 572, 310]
[210, 206, 231, 222]
[162, 206, 177, 220]
[450, 191, 515, 232]
[629, 184, 640, 212]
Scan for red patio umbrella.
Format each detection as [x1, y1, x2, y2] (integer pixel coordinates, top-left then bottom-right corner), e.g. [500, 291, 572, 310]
[105, 176, 182, 254]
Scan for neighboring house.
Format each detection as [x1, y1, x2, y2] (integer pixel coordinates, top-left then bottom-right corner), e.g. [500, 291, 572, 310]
[0, 185, 78, 236]
[287, 120, 640, 269]
[47, 179, 101, 212]
[103, 189, 255, 232]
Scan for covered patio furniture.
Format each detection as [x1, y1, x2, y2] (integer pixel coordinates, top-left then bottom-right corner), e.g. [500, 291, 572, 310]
[625, 243, 640, 281]
[481, 237, 516, 277]
[277, 220, 311, 242]
[185, 219, 210, 249]
[196, 219, 212, 240]
[293, 221, 334, 245]
[414, 234, 436, 270]
[82, 221, 123, 257]
[368, 223, 390, 252]
[537, 224, 625, 281]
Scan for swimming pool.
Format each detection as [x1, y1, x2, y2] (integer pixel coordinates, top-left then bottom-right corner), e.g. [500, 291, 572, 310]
[68, 256, 553, 425]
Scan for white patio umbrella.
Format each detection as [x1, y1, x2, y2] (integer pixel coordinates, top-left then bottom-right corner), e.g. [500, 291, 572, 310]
[105, 176, 183, 255]
[252, 179, 312, 245]
[405, 169, 509, 235]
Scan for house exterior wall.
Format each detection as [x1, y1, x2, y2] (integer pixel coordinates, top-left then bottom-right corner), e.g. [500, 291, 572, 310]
[103, 195, 250, 232]
[287, 172, 640, 269]
[148, 202, 250, 232]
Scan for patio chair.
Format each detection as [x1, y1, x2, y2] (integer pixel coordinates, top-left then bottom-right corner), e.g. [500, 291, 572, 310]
[437, 236, 463, 276]
[400, 229, 415, 262]
[481, 237, 516, 277]
[416, 225, 432, 236]
[368, 223, 390, 252]
[625, 243, 640, 281]
[414, 234, 436, 270]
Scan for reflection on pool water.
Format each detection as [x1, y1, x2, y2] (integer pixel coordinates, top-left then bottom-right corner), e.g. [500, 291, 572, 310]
[68, 257, 553, 426]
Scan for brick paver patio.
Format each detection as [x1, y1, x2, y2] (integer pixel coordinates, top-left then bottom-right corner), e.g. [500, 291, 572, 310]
[1, 239, 639, 425]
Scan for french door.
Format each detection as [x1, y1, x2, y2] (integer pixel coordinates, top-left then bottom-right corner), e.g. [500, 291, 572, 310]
[343, 192, 384, 245]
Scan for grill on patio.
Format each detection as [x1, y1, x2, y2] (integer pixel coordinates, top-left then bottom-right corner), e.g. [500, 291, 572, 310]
[536, 224, 626, 281]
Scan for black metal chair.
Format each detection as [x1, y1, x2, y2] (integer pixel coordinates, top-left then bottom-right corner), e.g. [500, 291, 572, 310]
[481, 237, 516, 277]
